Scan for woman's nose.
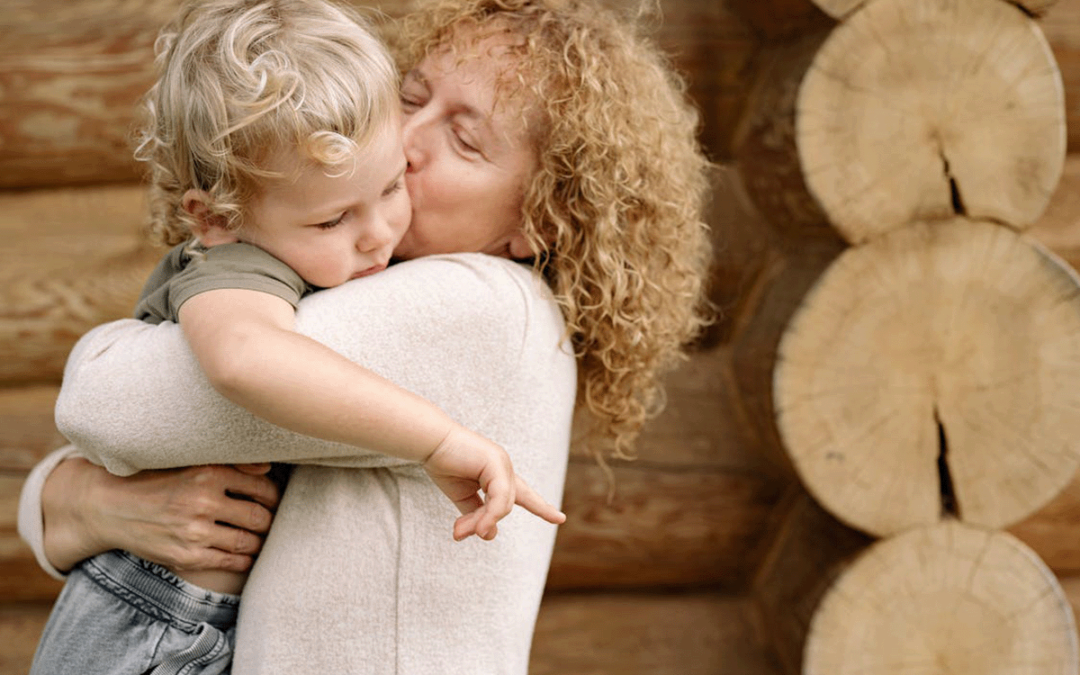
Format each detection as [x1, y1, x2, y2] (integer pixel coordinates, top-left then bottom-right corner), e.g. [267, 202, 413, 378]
[401, 114, 425, 169]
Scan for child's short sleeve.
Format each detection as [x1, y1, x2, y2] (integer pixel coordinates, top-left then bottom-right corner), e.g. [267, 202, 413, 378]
[135, 242, 308, 324]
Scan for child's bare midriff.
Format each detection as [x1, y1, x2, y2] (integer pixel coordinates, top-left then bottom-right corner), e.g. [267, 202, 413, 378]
[179, 568, 247, 595]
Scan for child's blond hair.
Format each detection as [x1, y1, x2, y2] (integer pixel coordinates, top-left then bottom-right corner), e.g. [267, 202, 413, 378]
[395, 0, 715, 458]
[135, 0, 400, 246]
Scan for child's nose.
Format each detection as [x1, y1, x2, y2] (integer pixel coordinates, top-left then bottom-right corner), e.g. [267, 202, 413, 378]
[356, 218, 395, 253]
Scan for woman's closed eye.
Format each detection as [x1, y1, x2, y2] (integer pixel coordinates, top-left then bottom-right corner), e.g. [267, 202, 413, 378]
[452, 128, 481, 155]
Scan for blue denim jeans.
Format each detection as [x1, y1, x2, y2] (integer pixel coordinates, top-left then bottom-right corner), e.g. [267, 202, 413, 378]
[30, 550, 239, 675]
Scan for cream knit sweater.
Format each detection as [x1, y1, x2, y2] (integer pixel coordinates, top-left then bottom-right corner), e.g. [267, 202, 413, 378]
[20, 254, 575, 674]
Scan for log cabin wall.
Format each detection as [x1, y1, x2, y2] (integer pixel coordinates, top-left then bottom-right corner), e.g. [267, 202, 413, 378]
[2, 0, 1080, 673]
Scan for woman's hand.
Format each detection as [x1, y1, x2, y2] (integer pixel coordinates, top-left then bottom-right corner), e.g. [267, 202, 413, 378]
[423, 426, 566, 541]
[41, 457, 281, 574]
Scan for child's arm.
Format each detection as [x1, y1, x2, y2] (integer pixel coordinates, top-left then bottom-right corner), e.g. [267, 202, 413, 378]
[179, 288, 565, 539]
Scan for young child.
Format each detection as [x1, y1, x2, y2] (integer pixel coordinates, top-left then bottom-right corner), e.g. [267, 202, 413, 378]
[28, 2, 563, 674]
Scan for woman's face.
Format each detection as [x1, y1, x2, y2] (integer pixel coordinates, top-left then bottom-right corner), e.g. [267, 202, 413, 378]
[394, 34, 537, 261]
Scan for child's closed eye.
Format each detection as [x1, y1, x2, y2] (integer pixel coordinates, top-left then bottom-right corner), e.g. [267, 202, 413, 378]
[311, 213, 345, 230]
[383, 180, 404, 197]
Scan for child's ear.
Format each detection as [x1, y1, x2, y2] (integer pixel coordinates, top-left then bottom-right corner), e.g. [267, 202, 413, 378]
[182, 189, 239, 247]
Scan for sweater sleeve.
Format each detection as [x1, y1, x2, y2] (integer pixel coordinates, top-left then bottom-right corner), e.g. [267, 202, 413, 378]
[17, 445, 84, 579]
[54, 254, 540, 475]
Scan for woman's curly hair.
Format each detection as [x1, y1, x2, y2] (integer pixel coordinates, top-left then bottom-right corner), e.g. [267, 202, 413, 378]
[395, 0, 714, 458]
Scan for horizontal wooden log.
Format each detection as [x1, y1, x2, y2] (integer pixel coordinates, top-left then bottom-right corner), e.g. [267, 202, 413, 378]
[0, 185, 160, 385]
[0, 387, 65, 472]
[0, 602, 53, 675]
[0, 474, 64, 603]
[0, 591, 781, 675]
[549, 459, 786, 590]
[0, 0, 755, 191]
[733, 30, 836, 240]
[0, 457, 789, 600]
[1009, 469, 1080, 575]
[531, 591, 778, 675]
[3, 0, 1080, 192]
[752, 492, 871, 675]
[1030, 154, 1080, 272]
[726, 0, 834, 41]
[4, 375, 1076, 595]
[0, 166, 776, 385]
[730, 237, 846, 472]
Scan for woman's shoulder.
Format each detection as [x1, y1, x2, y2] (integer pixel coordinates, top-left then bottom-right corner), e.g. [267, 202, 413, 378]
[306, 253, 555, 324]
[293, 253, 565, 362]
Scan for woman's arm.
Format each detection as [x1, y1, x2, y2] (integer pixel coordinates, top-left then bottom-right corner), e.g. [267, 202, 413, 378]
[20, 447, 280, 574]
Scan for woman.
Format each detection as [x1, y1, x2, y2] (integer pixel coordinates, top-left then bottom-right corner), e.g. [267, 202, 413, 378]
[20, 0, 713, 671]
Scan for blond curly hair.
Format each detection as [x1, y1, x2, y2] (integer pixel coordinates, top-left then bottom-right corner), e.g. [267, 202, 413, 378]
[134, 0, 399, 246]
[394, 0, 714, 457]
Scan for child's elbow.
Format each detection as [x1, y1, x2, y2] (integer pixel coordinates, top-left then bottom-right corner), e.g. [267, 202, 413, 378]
[197, 326, 263, 398]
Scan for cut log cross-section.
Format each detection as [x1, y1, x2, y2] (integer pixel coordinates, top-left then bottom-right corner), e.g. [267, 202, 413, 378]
[810, 0, 1063, 20]
[797, 0, 1066, 243]
[774, 219, 1080, 537]
[805, 520, 1078, 675]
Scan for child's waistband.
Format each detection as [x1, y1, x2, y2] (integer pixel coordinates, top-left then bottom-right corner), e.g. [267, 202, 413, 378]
[80, 550, 240, 631]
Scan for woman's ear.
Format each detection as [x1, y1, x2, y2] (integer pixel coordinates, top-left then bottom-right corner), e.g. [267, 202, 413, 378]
[182, 189, 239, 247]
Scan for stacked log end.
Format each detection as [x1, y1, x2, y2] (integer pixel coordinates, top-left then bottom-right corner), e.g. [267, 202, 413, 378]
[805, 520, 1077, 675]
[740, 0, 1080, 670]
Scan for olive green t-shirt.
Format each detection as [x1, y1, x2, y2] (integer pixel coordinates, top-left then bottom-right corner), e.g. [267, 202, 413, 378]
[135, 241, 309, 325]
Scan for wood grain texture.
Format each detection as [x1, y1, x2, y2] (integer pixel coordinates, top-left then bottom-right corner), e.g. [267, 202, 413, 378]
[797, 0, 1065, 242]
[0, 0, 755, 190]
[549, 459, 786, 590]
[0, 387, 65, 472]
[0, 474, 64, 603]
[805, 522, 1078, 675]
[0, 185, 161, 385]
[531, 591, 780, 675]
[0, 602, 53, 675]
[775, 220, 1080, 536]
[0, 456, 789, 599]
[0, 591, 784, 675]
[752, 491, 872, 675]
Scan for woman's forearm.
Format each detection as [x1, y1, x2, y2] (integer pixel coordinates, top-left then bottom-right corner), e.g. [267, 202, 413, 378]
[40, 457, 112, 572]
[28, 453, 281, 574]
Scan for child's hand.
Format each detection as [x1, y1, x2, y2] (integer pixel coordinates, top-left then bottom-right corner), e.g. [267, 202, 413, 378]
[422, 426, 566, 541]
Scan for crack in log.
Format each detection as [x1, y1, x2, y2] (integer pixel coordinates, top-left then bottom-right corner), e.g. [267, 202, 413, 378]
[941, 152, 967, 215]
[935, 409, 960, 518]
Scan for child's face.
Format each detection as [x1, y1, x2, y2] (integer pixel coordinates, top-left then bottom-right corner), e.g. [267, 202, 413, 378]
[240, 121, 410, 289]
